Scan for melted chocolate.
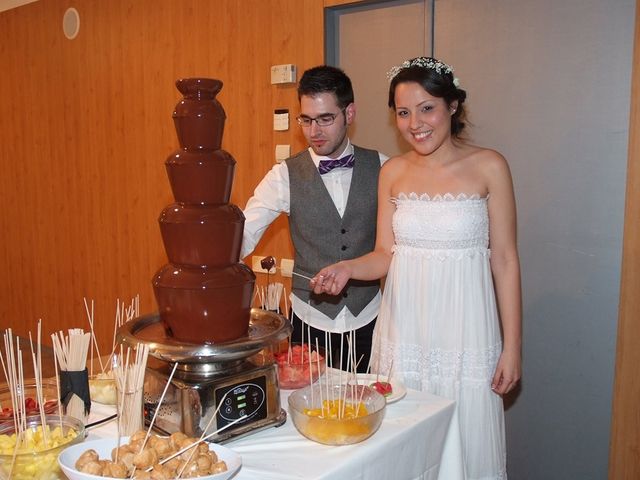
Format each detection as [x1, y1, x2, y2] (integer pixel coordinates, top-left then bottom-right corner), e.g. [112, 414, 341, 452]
[152, 78, 255, 344]
[260, 256, 276, 271]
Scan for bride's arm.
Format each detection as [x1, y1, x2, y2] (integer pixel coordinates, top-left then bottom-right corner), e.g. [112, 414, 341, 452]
[310, 162, 396, 295]
[484, 150, 522, 395]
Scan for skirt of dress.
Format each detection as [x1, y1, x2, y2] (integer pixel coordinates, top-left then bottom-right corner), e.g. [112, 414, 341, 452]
[371, 245, 507, 480]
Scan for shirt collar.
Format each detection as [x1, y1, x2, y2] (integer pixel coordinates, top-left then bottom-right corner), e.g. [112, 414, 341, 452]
[309, 140, 353, 168]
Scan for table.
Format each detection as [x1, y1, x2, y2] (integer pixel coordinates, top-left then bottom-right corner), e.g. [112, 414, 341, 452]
[89, 387, 463, 480]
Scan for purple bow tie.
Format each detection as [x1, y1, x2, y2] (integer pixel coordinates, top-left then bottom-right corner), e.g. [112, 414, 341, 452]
[318, 154, 355, 174]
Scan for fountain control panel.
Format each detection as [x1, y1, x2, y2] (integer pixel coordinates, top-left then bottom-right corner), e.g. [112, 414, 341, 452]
[144, 361, 285, 444]
[215, 376, 268, 428]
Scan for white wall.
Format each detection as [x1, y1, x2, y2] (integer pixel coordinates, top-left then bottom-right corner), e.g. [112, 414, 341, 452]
[328, 0, 432, 157]
[435, 0, 634, 477]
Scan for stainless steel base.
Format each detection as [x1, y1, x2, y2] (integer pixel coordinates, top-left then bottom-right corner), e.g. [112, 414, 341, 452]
[144, 360, 286, 443]
[119, 308, 291, 442]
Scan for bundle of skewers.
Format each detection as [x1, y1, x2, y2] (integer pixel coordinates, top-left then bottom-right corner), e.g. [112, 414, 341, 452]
[1, 325, 52, 440]
[0, 324, 81, 480]
[84, 295, 140, 406]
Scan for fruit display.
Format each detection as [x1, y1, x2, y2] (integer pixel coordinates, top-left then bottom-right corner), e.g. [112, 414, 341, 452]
[0, 415, 84, 480]
[89, 371, 117, 405]
[0, 381, 59, 420]
[370, 381, 393, 397]
[275, 343, 325, 389]
[0, 397, 58, 420]
[288, 384, 386, 445]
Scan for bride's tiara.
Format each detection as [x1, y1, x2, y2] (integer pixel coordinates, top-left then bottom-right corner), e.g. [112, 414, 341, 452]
[386, 57, 460, 87]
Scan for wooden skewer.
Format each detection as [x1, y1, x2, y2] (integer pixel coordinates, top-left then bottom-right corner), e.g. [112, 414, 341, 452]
[145, 414, 248, 474]
[84, 298, 105, 373]
[175, 388, 235, 479]
[316, 336, 325, 417]
[306, 319, 313, 408]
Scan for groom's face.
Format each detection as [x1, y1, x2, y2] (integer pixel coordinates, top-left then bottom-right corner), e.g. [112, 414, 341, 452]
[299, 92, 354, 159]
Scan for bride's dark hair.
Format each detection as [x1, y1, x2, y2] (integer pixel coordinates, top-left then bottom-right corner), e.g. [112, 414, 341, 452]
[388, 57, 467, 138]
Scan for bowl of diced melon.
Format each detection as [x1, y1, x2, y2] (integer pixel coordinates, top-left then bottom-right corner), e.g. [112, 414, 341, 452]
[275, 342, 326, 390]
[0, 414, 84, 480]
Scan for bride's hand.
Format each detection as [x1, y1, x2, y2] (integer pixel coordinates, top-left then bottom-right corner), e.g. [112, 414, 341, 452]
[490, 348, 521, 395]
[310, 262, 353, 295]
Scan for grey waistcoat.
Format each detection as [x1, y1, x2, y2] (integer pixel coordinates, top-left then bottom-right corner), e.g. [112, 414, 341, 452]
[287, 145, 381, 319]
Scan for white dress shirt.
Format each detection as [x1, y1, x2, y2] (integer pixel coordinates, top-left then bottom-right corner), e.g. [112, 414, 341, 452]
[241, 140, 388, 333]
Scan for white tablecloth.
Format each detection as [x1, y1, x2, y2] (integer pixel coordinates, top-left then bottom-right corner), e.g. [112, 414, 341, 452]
[88, 387, 462, 480]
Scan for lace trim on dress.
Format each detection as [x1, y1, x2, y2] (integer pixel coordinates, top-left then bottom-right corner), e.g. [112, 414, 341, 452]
[391, 192, 488, 203]
[377, 340, 502, 386]
[391, 244, 490, 260]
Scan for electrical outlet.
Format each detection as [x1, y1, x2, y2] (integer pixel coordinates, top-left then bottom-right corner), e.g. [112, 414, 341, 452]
[275, 144, 290, 163]
[280, 258, 294, 277]
[252, 255, 276, 274]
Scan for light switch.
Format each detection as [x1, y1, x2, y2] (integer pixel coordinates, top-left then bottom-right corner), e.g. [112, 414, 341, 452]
[270, 64, 297, 84]
[274, 109, 289, 131]
[275, 144, 290, 163]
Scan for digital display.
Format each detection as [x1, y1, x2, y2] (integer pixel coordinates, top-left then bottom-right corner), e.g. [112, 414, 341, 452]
[214, 375, 268, 430]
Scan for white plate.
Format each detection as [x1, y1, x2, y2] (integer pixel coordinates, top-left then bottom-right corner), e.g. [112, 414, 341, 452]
[348, 373, 407, 404]
[58, 436, 241, 480]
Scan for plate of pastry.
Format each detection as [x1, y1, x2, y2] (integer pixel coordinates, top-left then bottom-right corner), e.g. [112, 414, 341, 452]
[59, 431, 241, 480]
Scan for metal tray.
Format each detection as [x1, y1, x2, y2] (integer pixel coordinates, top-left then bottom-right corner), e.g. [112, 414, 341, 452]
[117, 308, 291, 364]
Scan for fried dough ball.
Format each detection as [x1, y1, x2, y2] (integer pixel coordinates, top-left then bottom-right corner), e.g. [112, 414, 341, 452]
[76, 460, 104, 475]
[149, 462, 174, 480]
[133, 447, 159, 469]
[148, 435, 174, 457]
[212, 460, 228, 474]
[75, 448, 99, 469]
[163, 456, 182, 472]
[129, 430, 148, 443]
[195, 453, 213, 471]
[169, 431, 188, 449]
[111, 445, 135, 474]
[178, 459, 200, 478]
[102, 461, 128, 478]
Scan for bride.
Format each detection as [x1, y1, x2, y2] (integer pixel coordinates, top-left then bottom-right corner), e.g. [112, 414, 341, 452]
[310, 57, 522, 479]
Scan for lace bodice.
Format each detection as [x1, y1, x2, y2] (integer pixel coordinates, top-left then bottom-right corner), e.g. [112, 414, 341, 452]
[392, 192, 489, 250]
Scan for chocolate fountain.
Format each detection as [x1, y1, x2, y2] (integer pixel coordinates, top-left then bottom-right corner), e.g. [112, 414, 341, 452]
[118, 78, 290, 442]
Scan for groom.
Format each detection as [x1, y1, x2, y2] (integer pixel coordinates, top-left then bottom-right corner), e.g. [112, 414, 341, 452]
[241, 65, 387, 371]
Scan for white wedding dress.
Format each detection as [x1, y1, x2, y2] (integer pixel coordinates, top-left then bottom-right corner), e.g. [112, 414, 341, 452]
[372, 193, 507, 480]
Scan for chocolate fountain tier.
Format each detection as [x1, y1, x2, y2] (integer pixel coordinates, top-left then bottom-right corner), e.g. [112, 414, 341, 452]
[165, 149, 235, 205]
[152, 263, 255, 344]
[117, 309, 291, 367]
[159, 203, 244, 267]
[173, 78, 225, 150]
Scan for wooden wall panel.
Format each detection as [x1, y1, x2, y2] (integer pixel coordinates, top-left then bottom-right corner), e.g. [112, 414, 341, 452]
[0, 0, 324, 353]
[609, 1, 640, 477]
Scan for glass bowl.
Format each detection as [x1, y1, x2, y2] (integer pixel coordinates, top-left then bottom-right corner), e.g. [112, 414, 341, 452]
[288, 383, 386, 445]
[275, 342, 326, 390]
[88, 371, 117, 405]
[0, 414, 85, 480]
[0, 380, 59, 421]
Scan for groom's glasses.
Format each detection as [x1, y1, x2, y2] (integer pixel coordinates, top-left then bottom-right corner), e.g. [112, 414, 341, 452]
[296, 108, 346, 127]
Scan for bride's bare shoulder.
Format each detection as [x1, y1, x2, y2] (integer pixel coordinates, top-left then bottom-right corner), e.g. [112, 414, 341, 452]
[380, 153, 411, 176]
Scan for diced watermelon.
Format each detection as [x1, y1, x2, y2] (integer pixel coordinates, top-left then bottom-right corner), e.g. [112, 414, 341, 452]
[371, 381, 393, 397]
